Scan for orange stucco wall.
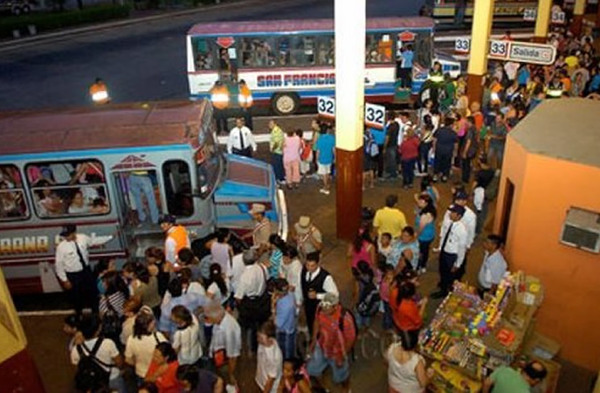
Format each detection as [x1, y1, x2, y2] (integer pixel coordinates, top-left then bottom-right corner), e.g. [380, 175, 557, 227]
[495, 138, 600, 370]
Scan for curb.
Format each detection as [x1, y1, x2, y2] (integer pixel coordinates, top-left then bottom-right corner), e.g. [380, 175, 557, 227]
[0, 0, 274, 52]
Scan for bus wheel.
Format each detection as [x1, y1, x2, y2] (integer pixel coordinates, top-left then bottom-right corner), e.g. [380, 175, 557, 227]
[272, 93, 299, 116]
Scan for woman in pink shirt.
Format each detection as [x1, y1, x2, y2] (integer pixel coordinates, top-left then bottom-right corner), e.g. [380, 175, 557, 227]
[283, 129, 302, 189]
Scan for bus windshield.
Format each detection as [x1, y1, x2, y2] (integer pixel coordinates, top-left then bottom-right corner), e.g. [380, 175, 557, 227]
[195, 107, 223, 199]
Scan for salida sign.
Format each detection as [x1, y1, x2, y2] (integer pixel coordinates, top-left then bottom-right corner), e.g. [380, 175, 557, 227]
[257, 72, 335, 88]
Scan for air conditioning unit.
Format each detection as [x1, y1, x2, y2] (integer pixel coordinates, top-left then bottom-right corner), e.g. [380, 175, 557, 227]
[560, 207, 600, 253]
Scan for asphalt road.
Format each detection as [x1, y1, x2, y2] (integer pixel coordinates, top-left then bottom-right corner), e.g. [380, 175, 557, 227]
[0, 0, 426, 111]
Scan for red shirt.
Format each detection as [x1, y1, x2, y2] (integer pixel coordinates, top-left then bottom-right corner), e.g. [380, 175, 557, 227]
[146, 360, 180, 393]
[316, 307, 355, 363]
[399, 136, 420, 161]
[389, 288, 423, 331]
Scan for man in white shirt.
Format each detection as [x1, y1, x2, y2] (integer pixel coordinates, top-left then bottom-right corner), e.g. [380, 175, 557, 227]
[71, 313, 123, 392]
[234, 248, 270, 352]
[55, 224, 113, 315]
[206, 302, 242, 389]
[442, 190, 477, 249]
[296, 252, 339, 335]
[433, 205, 468, 298]
[227, 117, 257, 157]
[478, 235, 508, 295]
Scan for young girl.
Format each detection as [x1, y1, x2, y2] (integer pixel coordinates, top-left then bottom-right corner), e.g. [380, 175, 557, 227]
[206, 263, 230, 307]
[277, 358, 311, 393]
[170, 305, 202, 366]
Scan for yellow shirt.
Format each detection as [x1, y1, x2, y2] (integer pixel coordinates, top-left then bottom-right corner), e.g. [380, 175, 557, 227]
[373, 207, 407, 238]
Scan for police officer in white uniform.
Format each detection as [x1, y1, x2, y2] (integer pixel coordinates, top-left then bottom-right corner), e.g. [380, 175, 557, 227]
[433, 205, 468, 298]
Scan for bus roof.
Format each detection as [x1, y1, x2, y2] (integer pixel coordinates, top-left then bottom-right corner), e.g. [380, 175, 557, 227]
[0, 101, 210, 156]
[187, 17, 435, 36]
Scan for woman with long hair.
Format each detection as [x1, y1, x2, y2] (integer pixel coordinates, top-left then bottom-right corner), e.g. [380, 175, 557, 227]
[125, 311, 168, 382]
[389, 281, 427, 334]
[415, 194, 437, 275]
[132, 264, 162, 317]
[386, 329, 429, 393]
[347, 227, 377, 276]
[206, 263, 230, 306]
[99, 270, 129, 318]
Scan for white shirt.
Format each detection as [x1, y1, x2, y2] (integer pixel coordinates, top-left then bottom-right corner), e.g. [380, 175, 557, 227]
[443, 206, 477, 249]
[478, 250, 508, 289]
[210, 312, 242, 358]
[211, 241, 232, 278]
[438, 220, 468, 268]
[386, 343, 425, 393]
[55, 233, 113, 282]
[227, 126, 257, 153]
[280, 258, 303, 304]
[207, 279, 231, 305]
[473, 187, 485, 211]
[71, 337, 120, 380]
[120, 316, 135, 346]
[125, 331, 168, 377]
[255, 341, 283, 393]
[295, 267, 339, 305]
[234, 263, 267, 299]
[229, 253, 246, 293]
[172, 316, 203, 365]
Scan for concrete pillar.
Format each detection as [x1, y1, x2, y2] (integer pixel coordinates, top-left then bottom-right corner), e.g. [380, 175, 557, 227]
[466, 0, 494, 107]
[571, 0, 586, 36]
[533, 0, 553, 43]
[334, 0, 365, 241]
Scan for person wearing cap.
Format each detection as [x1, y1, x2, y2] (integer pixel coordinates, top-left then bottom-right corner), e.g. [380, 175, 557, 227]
[55, 224, 113, 315]
[442, 189, 477, 252]
[160, 215, 191, 268]
[432, 204, 468, 298]
[306, 292, 355, 393]
[296, 252, 338, 337]
[477, 234, 507, 296]
[293, 216, 322, 261]
[244, 203, 273, 247]
[483, 360, 547, 393]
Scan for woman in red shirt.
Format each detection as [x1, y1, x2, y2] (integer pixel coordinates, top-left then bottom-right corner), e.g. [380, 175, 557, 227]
[399, 126, 420, 190]
[145, 342, 180, 393]
[389, 280, 427, 332]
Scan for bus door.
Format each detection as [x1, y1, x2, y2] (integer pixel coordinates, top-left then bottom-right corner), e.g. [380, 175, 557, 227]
[216, 37, 238, 83]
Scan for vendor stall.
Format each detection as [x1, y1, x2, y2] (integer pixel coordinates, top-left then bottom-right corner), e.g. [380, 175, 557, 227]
[419, 272, 558, 392]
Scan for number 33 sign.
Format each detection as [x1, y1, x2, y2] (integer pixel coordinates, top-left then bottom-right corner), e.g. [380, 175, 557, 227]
[317, 96, 386, 130]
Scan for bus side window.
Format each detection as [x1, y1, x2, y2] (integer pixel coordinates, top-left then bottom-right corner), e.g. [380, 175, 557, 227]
[366, 34, 392, 64]
[162, 160, 193, 217]
[316, 35, 334, 66]
[0, 164, 29, 221]
[278, 37, 290, 67]
[26, 159, 110, 218]
[240, 37, 276, 68]
[290, 36, 315, 66]
[193, 38, 215, 71]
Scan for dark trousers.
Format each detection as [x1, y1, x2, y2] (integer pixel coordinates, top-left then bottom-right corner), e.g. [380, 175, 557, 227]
[461, 156, 473, 183]
[376, 145, 385, 177]
[276, 331, 297, 359]
[398, 67, 412, 88]
[418, 142, 432, 173]
[384, 147, 398, 178]
[66, 269, 98, 315]
[304, 299, 319, 337]
[382, 301, 394, 330]
[401, 159, 416, 186]
[242, 108, 253, 130]
[271, 153, 285, 182]
[476, 201, 489, 235]
[418, 239, 433, 270]
[232, 147, 252, 158]
[238, 296, 270, 352]
[214, 109, 228, 134]
[434, 151, 452, 178]
[439, 251, 458, 295]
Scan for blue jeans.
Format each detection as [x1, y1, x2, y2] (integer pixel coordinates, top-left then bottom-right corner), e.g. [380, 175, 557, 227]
[271, 153, 285, 182]
[307, 344, 350, 384]
[276, 330, 296, 359]
[382, 301, 394, 330]
[129, 173, 159, 224]
[354, 309, 371, 329]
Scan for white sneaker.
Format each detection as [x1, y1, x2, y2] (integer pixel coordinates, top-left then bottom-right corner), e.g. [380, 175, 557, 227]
[322, 189, 330, 195]
[319, 188, 327, 194]
[420, 268, 427, 275]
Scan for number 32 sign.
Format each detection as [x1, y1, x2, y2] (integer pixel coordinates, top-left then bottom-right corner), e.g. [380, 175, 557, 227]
[317, 96, 386, 129]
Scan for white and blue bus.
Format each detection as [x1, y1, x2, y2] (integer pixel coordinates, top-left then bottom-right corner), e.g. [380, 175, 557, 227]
[186, 17, 451, 115]
[0, 101, 286, 294]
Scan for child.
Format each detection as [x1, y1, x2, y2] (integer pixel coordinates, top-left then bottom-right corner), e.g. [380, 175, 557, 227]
[256, 320, 283, 393]
[277, 357, 311, 393]
[170, 305, 202, 366]
[272, 278, 297, 359]
[379, 264, 395, 331]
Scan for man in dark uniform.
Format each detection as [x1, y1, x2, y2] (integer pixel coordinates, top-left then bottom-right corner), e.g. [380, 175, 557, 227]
[298, 252, 338, 336]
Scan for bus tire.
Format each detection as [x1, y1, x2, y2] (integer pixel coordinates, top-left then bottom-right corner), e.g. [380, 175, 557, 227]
[271, 93, 299, 116]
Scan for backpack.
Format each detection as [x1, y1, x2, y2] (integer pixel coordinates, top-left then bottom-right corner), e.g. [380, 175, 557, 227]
[364, 131, 379, 157]
[357, 282, 381, 317]
[101, 296, 123, 343]
[74, 338, 110, 392]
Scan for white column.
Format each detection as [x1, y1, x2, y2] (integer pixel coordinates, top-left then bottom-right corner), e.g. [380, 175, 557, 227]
[334, 0, 365, 151]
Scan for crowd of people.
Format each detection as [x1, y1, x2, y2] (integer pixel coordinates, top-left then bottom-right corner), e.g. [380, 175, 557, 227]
[54, 20, 600, 393]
